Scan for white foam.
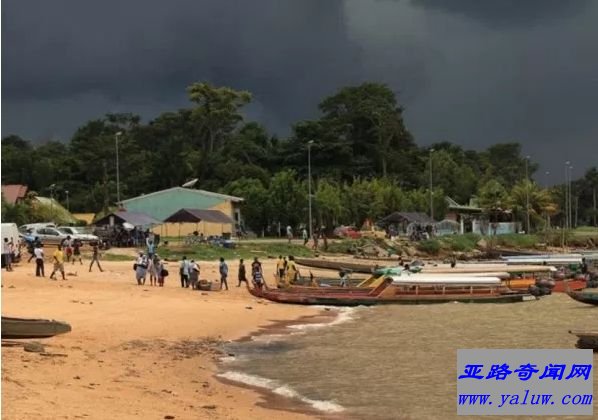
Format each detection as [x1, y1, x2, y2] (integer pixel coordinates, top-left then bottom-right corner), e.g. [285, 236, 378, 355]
[218, 371, 344, 413]
[287, 307, 359, 331]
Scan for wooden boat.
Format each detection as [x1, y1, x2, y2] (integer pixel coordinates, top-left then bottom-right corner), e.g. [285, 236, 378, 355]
[294, 257, 384, 274]
[569, 330, 598, 351]
[1, 316, 72, 339]
[247, 278, 533, 306]
[553, 278, 586, 293]
[566, 289, 598, 306]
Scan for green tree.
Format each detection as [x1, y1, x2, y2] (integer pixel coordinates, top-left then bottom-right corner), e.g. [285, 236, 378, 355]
[223, 177, 270, 234]
[478, 180, 511, 223]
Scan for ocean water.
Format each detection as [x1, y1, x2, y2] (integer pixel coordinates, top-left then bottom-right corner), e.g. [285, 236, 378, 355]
[220, 295, 597, 419]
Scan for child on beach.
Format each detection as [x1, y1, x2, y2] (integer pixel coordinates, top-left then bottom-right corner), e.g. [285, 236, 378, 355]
[49, 245, 66, 280]
[237, 259, 248, 287]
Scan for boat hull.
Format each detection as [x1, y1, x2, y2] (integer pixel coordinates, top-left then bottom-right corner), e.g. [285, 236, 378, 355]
[294, 258, 380, 273]
[1, 316, 72, 339]
[566, 289, 598, 306]
[553, 279, 586, 293]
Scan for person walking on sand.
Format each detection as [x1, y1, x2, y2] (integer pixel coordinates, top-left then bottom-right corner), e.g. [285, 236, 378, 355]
[89, 242, 103, 272]
[276, 255, 285, 281]
[179, 256, 190, 288]
[189, 259, 200, 289]
[156, 257, 166, 287]
[49, 245, 66, 280]
[237, 258, 248, 287]
[72, 239, 83, 265]
[286, 255, 299, 283]
[286, 225, 293, 243]
[34, 243, 45, 277]
[302, 227, 308, 245]
[2, 238, 13, 271]
[63, 236, 73, 263]
[135, 252, 149, 285]
[219, 257, 229, 290]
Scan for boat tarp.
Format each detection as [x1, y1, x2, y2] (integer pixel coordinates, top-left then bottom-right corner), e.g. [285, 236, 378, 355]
[387, 275, 502, 285]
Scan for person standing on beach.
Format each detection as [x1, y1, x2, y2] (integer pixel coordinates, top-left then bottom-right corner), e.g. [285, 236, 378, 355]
[189, 259, 200, 289]
[179, 256, 190, 288]
[251, 257, 263, 282]
[89, 242, 103, 272]
[286, 255, 299, 283]
[63, 236, 73, 263]
[34, 243, 45, 277]
[237, 259, 248, 287]
[135, 252, 149, 285]
[49, 245, 66, 280]
[302, 228, 308, 245]
[2, 238, 13, 271]
[286, 225, 293, 243]
[72, 239, 83, 265]
[219, 257, 229, 290]
[276, 256, 285, 281]
[147, 240, 155, 260]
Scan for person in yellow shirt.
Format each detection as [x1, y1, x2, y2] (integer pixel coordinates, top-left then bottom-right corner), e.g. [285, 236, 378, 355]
[286, 255, 299, 284]
[276, 256, 285, 281]
[49, 245, 66, 280]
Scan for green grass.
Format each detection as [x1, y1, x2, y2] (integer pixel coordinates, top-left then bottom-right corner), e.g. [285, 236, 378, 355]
[102, 253, 135, 261]
[490, 233, 539, 249]
[439, 233, 481, 252]
[416, 239, 441, 255]
[153, 242, 315, 262]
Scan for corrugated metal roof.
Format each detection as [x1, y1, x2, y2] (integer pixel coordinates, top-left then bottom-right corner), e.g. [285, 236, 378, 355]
[1, 184, 28, 204]
[120, 187, 243, 205]
[163, 208, 234, 224]
[94, 211, 160, 227]
[117, 187, 242, 222]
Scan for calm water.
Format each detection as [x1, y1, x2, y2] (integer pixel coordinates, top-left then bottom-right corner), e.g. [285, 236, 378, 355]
[221, 294, 597, 419]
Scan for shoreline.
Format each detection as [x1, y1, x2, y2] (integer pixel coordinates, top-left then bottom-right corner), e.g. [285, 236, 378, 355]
[215, 309, 351, 419]
[1, 259, 322, 419]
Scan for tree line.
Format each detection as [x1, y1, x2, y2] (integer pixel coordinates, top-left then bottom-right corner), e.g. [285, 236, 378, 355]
[2, 82, 597, 233]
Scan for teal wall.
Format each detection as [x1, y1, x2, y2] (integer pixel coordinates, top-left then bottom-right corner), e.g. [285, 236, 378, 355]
[122, 188, 224, 221]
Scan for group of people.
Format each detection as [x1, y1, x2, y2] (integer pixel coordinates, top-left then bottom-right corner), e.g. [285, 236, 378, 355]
[134, 251, 167, 287]
[275, 255, 299, 285]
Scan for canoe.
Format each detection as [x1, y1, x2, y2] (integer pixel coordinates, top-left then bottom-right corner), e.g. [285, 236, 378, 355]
[294, 257, 384, 274]
[247, 279, 534, 306]
[566, 289, 598, 306]
[553, 278, 586, 293]
[569, 330, 598, 351]
[1, 316, 72, 339]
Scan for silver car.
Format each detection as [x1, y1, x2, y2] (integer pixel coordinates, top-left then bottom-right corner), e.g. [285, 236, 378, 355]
[57, 226, 99, 243]
[29, 227, 68, 245]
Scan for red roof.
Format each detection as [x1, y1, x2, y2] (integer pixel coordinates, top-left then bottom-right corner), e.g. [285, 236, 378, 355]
[1, 184, 28, 204]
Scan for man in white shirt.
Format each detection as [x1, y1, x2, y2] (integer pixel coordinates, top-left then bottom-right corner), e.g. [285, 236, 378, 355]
[34, 244, 45, 277]
[179, 256, 190, 288]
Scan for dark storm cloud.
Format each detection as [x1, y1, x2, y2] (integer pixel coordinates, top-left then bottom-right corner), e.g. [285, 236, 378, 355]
[410, 0, 592, 27]
[2, 0, 597, 183]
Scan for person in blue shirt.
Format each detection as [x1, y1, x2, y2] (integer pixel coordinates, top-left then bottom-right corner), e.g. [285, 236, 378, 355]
[219, 257, 229, 290]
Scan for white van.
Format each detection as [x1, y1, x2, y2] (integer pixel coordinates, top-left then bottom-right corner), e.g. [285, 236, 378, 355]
[1, 223, 21, 264]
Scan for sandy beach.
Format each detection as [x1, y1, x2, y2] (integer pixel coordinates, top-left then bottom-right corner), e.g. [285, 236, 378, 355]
[1, 257, 322, 420]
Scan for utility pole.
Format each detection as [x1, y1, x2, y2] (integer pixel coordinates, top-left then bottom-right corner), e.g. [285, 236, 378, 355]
[65, 190, 70, 211]
[525, 156, 530, 233]
[569, 165, 573, 230]
[594, 187, 597, 227]
[103, 160, 109, 213]
[115, 131, 123, 205]
[563, 161, 571, 229]
[307, 140, 314, 240]
[429, 148, 434, 221]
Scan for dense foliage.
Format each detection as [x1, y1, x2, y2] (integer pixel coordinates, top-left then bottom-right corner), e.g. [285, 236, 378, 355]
[2, 82, 597, 233]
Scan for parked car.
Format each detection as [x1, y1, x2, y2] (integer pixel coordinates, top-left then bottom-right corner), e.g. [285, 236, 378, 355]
[27, 227, 68, 245]
[333, 226, 362, 239]
[57, 226, 99, 243]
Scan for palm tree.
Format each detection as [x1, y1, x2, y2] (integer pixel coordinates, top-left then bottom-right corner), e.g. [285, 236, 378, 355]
[510, 180, 557, 232]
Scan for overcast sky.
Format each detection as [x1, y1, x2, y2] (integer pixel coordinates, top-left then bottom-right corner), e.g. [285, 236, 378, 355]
[2, 0, 597, 184]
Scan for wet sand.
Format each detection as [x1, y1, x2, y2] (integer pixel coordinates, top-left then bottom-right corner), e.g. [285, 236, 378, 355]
[1, 258, 320, 420]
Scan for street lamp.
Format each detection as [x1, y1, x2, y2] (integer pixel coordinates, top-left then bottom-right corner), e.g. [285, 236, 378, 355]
[564, 161, 571, 229]
[115, 131, 123, 205]
[569, 165, 574, 228]
[307, 140, 314, 240]
[49, 184, 56, 222]
[65, 190, 70, 211]
[429, 148, 434, 220]
[525, 155, 530, 234]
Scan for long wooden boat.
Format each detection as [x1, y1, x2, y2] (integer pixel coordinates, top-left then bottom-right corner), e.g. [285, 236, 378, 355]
[566, 289, 598, 306]
[553, 278, 586, 293]
[247, 278, 534, 306]
[569, 330, 598, 351]
[294, 257, 383, 274]
[1, 316, 72, 339]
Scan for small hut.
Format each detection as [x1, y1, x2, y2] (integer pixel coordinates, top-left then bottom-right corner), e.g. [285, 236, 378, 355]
[163, 208, 235, 239]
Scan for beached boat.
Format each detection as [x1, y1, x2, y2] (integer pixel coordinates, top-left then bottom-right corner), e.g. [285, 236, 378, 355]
[1, 316, 72, 339]
[569, 330, 598, 351]
[294, 257, 384, 274]
[566, 289, 598, 306]
[553, 278, 587, 293]
[247, 278, 533, 306]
